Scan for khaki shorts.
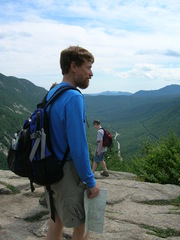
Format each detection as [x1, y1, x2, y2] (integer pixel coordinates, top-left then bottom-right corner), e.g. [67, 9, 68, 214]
[45, 160, 87, 228]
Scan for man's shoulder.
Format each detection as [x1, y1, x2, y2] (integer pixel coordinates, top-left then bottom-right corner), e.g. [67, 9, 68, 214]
[98, 128, 104, 134]
[63, 89, 83, 105]
[54, 87, 82, 103]
[68, 88, 82, 96]
[47, 83, 82, 99]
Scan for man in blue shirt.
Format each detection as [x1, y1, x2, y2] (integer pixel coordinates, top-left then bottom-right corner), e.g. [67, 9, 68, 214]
[46, 46, 99, 240]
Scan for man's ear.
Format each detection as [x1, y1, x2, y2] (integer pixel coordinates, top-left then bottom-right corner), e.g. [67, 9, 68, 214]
[70, 61, 77, 73]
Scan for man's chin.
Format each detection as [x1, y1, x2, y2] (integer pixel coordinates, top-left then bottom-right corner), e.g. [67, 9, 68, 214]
[78, 82, 89, 89]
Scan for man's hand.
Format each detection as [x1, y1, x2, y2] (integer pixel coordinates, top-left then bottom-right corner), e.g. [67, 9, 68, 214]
[88, 183, 100, 198]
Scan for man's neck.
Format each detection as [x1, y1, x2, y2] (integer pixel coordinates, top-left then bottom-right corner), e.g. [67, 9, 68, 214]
[62, 73, 76, 88]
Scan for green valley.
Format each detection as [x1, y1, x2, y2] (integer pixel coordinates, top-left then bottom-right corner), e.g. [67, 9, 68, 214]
[0, 73, 180, 169]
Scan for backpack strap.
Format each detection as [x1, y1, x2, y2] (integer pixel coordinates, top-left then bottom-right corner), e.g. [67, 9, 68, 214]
[99, 127, 104, 134]
[44, 85, 81, 110]
[46, 185, 55, 221]
[29, 129, 46, 162]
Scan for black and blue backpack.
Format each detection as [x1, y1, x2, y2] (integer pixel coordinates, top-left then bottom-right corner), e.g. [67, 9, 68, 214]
[7, 85, 78, 221]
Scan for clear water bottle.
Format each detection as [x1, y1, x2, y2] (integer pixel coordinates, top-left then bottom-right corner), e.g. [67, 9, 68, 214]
[11, 133, 18, 150]
[11, 139, 16, 150]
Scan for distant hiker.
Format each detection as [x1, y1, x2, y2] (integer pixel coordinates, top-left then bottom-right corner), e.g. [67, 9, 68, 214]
[92, 120, 109, 177]
[45, 46, 99, 240]
[49, 82, 58, 90]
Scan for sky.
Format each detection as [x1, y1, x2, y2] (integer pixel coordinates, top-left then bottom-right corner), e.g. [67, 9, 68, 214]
[0, 0, 180, 94]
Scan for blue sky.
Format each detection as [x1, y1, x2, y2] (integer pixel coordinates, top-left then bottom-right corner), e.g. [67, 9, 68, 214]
[0, 0, 180, 94]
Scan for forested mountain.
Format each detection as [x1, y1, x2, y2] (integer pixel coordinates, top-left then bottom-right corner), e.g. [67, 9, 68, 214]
[0, 73, 47, 168]
[85, 92, 180, 159]
[134, 84, 180, 97]
[0, 73, 180, 169]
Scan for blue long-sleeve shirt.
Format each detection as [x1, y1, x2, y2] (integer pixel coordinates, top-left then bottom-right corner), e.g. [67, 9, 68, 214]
[46, 82, 96, 188]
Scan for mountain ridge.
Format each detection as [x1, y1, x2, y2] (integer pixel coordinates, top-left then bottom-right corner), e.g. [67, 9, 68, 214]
[86, 90, 132, 96]
[2, 73, 180, 96]
[0, 73, 180, 168]
[134, 84, 180, 97]
[85, 84, 180, 96]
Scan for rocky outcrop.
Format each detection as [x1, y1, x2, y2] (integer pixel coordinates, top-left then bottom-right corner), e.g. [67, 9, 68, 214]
[0, 170, 180, 240]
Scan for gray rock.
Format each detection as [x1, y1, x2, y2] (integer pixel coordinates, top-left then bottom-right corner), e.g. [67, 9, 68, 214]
[0, 170, 180, 240]
[0, 183, 12, 194]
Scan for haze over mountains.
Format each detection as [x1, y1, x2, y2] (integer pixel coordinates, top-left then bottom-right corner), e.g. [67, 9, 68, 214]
[86, 91, 132, 96]
[88, 84, 180, 96]
[0, 73, 180, 168]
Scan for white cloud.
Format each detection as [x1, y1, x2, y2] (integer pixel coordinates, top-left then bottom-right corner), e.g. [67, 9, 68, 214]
[0, 0, 180, 92]
[115, 63, 180, 83]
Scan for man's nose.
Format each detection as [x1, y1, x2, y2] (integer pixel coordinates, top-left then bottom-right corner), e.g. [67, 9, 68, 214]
[90, 70, 93, 77]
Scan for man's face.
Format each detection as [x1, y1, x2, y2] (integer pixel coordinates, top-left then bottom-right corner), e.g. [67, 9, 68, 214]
[93, 123, 99, 129]
[74, 61, 93, 89]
